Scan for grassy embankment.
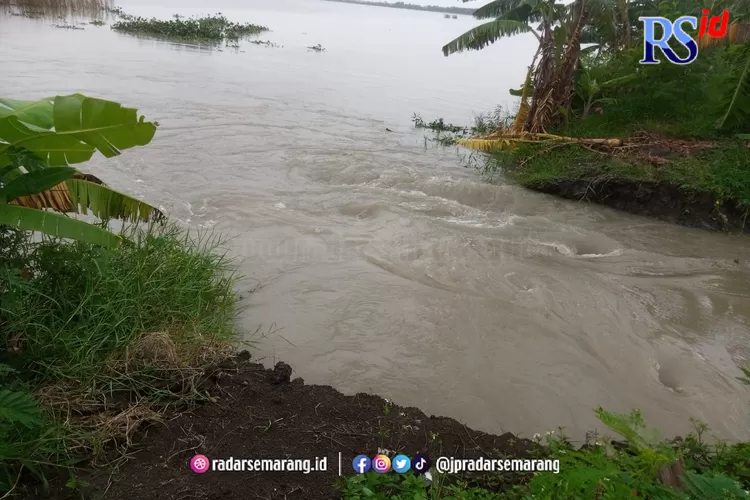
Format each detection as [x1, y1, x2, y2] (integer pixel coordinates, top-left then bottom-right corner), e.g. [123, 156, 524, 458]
[418, 46, 750, 231]
[0, 92, 245, 497]
[0, 223, 240, 496]
[504, 48, 750, 209]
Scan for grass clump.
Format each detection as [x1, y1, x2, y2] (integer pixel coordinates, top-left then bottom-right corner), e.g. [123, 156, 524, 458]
[0, 222, 239, 495]
[337, 409, 750, 499]
[111, 12, 268, 43]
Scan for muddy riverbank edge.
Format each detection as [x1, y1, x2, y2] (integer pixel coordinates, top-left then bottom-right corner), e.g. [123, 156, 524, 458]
[20, 352, 750, 499]
[24, 353, 539, 500]
[524, 178, 750, 234]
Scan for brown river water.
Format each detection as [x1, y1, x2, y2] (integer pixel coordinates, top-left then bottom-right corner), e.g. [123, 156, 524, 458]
[2, 0, 750, 442]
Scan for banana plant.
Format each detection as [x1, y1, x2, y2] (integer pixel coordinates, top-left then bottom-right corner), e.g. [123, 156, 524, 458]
[575, 68, 636, 117]
[0, 94, 162, 247]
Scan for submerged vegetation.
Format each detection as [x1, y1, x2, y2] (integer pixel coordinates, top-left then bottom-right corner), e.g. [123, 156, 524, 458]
[412, 106, 510, 146]
[111, 12, 268, 43]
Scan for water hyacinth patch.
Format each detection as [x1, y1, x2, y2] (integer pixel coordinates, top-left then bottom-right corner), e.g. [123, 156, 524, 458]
[111, 13, 268, 43]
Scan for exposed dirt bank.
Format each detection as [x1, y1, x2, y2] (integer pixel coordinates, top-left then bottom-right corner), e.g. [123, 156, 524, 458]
[23, 354, 536, 500]
[527, 178, 750, 234]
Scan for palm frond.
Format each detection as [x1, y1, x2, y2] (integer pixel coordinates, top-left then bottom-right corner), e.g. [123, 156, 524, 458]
[442, 19, 536, 56]
[11, 172, 165, 223]
[66, 178, 165, 223]
[458, 138, 519, 151]
[499, 4, 540, 22]
[473, 0, 526, 20]
[458, 133, 622, 152]
[582, 0, 617, 14]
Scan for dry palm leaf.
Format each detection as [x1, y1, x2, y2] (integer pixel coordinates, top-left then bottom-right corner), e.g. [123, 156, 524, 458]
[510, 65, 534, 134]
[458, 132, 622, 152]
[11, 172, 165, 223]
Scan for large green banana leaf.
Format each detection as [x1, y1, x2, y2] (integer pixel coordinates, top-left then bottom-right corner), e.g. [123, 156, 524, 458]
[1, 148, 163, 223]
[0, 97, 54, 129]
[0, 94, 157, 167]
[0, 204, 121, 248]
[0, 93, 160, 247]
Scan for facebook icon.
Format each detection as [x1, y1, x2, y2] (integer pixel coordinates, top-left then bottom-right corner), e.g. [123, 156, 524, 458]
[352, 455, 371, 474]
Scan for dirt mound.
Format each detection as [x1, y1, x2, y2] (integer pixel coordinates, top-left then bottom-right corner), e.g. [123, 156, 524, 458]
[23, 356, 535, 499]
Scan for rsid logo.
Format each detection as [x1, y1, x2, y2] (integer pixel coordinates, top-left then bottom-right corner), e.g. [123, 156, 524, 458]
[639, 10, 730, 65]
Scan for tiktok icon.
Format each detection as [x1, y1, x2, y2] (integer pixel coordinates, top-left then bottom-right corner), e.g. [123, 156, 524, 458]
[411, 454, 431, 474]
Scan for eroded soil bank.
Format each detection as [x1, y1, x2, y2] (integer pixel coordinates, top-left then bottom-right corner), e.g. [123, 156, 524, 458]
[527, 178, 750, 234]
[23, 355, 536, 500]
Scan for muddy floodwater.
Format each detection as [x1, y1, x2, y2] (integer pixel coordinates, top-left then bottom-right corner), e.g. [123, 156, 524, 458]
[3, 0, 750, 441]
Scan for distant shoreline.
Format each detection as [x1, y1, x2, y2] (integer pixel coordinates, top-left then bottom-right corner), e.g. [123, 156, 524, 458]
[321, 0, 476, 16]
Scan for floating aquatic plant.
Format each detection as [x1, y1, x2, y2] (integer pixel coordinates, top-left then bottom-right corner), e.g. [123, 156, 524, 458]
[111, 12, 268, 42]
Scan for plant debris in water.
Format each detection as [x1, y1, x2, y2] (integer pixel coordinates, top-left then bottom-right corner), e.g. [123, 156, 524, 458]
[412, 106, 511, 146]
[307, 44, 325, 52]
[250, 40, 280, 48]
[111, 12, 268, 42]
[10, 10, 44, 18]
[52, 22, 84, 29]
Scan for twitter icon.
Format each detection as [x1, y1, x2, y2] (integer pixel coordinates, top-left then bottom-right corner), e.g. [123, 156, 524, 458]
[392, 454, 411, 473]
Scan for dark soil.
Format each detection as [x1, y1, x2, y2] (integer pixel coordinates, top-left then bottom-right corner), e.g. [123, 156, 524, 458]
[24, 355, 536, 500]
[528, 178, 750, 234]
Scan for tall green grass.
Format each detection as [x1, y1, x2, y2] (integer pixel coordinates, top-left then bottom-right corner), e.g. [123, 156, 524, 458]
[0, 222, 239, 496]
[1, 223, 238, 384]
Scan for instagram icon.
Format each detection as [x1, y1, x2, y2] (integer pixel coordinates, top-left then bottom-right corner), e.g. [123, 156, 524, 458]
[372, 454, 391, 473]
